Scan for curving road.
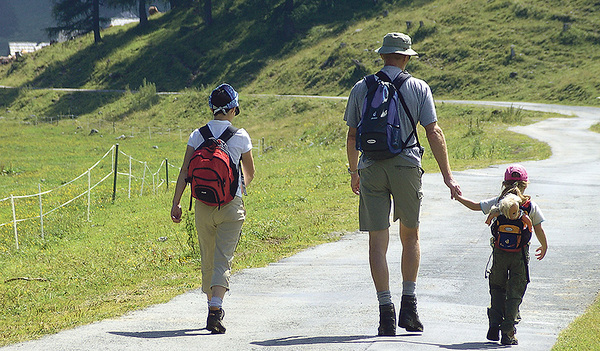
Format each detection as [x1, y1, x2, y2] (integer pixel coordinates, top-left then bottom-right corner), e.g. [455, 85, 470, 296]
[2, 101, 600, 350]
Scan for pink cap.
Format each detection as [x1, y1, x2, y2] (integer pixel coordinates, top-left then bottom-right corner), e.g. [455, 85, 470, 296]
[504, 164, 528, 182]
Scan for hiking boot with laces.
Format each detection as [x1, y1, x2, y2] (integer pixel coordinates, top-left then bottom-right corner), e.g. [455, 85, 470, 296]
[501, 330, 518, 345]
[377, 303, 396, 336]
[398, 295, 423, 332]
[206, 308, 226, 334]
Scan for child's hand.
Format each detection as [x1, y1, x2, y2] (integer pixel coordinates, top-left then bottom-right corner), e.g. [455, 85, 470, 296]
[535, 245, 547, 260]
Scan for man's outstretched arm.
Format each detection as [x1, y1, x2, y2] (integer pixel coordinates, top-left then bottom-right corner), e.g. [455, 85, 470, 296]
[424, 121, 461, 199]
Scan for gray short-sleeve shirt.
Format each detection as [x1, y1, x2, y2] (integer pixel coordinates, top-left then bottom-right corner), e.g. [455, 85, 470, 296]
[344, 65, 437, 168]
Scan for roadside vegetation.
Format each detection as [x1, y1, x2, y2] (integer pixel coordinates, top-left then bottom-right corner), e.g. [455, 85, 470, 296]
[0, 0, 598, 348]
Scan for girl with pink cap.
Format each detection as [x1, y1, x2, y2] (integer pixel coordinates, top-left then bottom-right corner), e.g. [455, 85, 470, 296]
[454, 164, 548, 345]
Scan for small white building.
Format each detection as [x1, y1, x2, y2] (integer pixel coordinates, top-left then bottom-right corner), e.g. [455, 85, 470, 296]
[8, 42, 50, 56]
[110, 18, 139, 27]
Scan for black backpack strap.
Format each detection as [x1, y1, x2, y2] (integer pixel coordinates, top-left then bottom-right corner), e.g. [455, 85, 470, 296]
[217, 125, 240, 199]
[198, 125, 238, 146]
[217, 125, 238, 142]
[364, 74, 378, 90]
[375, 70, 392, 83]
[376, 71, 422, 151]
[199, 125, 213, 142]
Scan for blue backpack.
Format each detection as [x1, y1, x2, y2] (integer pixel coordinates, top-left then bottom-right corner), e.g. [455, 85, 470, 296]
[491, 201, 533, 252]
[356, 71, 422, 160]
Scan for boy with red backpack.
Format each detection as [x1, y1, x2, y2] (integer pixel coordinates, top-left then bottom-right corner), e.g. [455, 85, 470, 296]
[171, 83, 255, 334]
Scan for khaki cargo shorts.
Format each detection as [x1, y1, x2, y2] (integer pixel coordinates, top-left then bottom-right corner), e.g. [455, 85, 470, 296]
[358, 156, 423, 231]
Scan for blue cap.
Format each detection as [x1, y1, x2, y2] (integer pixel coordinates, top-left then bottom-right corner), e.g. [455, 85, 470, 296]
[209, 83, 239, 115]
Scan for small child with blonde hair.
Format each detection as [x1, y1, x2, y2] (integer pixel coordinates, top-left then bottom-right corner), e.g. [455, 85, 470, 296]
[454, 164, 548, 345]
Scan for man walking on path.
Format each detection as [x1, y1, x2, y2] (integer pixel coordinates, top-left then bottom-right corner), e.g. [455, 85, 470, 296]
[344, 32, 461, 336]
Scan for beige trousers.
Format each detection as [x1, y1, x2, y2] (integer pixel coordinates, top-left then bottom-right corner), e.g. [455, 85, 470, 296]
[194, 196, 245, 294]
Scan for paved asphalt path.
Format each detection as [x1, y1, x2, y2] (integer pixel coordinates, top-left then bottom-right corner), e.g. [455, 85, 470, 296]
[3, 101, 599, 350]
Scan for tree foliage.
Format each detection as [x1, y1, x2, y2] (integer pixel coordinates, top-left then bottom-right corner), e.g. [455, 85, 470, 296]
[106, 0, 148, 27]
[47, 0, 107, 43]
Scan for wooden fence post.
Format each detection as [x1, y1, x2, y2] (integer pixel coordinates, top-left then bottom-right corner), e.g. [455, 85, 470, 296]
[165, 159, 169, 189]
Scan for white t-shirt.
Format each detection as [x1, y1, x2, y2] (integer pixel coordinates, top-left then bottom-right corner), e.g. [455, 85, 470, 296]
[480, 196, 545, 226]
[187, 120, 252, 197]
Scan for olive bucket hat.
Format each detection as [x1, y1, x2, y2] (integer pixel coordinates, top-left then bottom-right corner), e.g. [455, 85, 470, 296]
[375, 32, 418, 56]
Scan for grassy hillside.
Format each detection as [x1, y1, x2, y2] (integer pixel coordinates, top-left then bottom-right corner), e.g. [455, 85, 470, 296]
[0, 0, 599, 106]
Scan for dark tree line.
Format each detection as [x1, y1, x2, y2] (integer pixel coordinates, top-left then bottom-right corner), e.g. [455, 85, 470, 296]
[48, 0, 345, 45]
[47, 0, 177, 43]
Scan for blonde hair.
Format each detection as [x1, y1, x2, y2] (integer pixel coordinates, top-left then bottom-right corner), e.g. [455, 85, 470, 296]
[500, 180, 530, 203]
[498, 193, 521, 218]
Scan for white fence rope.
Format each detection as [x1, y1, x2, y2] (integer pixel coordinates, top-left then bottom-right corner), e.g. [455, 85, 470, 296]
[1, 134, 264, 250]
[0, 144, 174, 250]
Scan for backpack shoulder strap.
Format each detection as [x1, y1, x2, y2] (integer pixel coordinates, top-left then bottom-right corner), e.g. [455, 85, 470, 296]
[199, 125, 238, 145]
[520, 200, 532, 214]
[217, 125, 238, 143]
[364, 74, 378, 90]
[375, 71, 392, 83]
[382, 71, 421, 150]
[391, 71, 412, 89]
[199, 125, 213, 141]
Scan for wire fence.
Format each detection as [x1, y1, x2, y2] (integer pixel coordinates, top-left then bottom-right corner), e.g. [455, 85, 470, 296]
[28, 116, 191, 142]
[0, 144, 181, 251]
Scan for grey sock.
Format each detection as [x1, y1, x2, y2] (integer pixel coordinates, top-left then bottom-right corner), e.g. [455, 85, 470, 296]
[402, 281, 416, 296]
[377, 290, 393, 306]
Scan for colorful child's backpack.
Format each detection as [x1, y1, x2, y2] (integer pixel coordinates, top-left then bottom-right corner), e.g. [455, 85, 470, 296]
[187, 125, 239, 209]
[491, 201, 532, 252]
[356, 71, 422, 160]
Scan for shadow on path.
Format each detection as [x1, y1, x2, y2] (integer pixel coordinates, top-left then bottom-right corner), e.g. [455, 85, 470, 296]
[108, 328, 206, 339]
[251, 334, 505, 350]
[251, 335, 377, 347]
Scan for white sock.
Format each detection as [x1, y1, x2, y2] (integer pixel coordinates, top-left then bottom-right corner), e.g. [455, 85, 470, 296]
[208, 296, 223, 309]
[402, 281, 416, 296]
[377, 290, 393, 306]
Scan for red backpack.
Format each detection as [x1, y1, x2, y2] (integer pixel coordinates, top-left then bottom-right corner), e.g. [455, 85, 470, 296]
[187, 125, 239, 209]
